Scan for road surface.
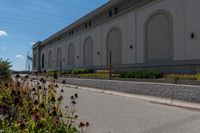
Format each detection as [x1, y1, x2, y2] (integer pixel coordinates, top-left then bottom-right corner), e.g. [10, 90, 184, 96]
[61, 85, 200, 133]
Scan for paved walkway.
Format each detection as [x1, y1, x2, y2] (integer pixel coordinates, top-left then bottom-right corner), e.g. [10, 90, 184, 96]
[59, 85, 200, 133]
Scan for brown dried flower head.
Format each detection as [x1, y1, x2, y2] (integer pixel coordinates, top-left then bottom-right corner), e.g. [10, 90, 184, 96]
[62, 80, 66, 84]
[79, 122, 85, 128]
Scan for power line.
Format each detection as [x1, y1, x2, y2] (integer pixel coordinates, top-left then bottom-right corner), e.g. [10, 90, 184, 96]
[44, 0, 91, 11]
[0, 4, 79, 20]
[0, 0, 108, 25]
[0, 27, 51, 36]
[0, 16, 68, 27]
[0, 22, 66, 34]
[0, 16, 69, 27]
[0, 24, 64, 33]
[0, 0, 109, 36]
[17, 0, 84, 15]
[0, 0, 86, 16]
[0, 10, 75, 23]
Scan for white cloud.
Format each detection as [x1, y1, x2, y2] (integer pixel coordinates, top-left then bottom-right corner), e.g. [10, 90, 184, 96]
[30, 42, 36, 45]
[16, 55, 24, 59]
[0, 31, 7, 37]
[1, 47, 6, 50]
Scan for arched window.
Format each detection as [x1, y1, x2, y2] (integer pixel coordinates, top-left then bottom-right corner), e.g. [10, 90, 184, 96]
[83, 37, 93, 67]
[42, 54, 45, 69]
[48, 51, 52, 68]
[107, 28, 122, 65]
[145, 10, 173, 62]
[68, 43, 75, 67]
[56, 47, 62, 68]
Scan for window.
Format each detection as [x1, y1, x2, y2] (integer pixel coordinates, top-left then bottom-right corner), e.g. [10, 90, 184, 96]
[88, 21, 91, 27]
[57, 36, 61, 41]
[85, 23, 88, 28]
[68, 30, 74, 36]
[109, 10, 112, 17]
[85, 21, 91, 28]
[115, 7, 118, 15]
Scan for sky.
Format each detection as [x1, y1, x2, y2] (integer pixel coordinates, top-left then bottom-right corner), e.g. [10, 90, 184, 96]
[0, 0, 108, 71]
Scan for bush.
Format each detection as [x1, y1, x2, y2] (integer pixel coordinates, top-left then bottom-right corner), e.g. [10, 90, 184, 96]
[164, 74, 197, 80]
[0, 76, 89, 132]
[72, 68, 94, 74]
[0, 58, 12, 79]
[44, 70, 60, 77]
[196, 73, 200, 80]
[79, 73, 120, 78]
[120, 69, 162, 79]
[96, 70, 109, 74]
[62, 70, 72, 75]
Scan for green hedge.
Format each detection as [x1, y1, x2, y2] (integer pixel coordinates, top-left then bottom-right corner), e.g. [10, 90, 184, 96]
[72, 67, 94, 74]
[120, 69, 162, 79]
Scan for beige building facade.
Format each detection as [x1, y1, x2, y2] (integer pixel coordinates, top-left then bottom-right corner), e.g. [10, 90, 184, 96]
[33, 0, 200, 73]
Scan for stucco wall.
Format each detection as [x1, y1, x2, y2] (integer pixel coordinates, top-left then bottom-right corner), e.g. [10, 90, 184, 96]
[80, 26, 102, 67]
[36, 0, 200, 71]
[135, 0, 185, 63]
[184, 0, 200, 60]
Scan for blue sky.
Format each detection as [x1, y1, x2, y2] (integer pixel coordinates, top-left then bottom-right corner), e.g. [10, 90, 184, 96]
[0, 0, 108, 71]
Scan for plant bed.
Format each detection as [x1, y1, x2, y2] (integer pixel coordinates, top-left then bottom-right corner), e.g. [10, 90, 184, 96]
[32, 68, 200, 86]
[120, 69, 163, 79]
[0, 75, 89, 132]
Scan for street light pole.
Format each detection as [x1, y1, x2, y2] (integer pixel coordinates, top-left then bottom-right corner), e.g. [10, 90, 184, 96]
[60, 61, 62, 73]
[109, 50, 112, 80]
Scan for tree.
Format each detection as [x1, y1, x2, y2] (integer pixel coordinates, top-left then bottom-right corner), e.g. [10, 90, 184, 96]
[0, 58, 12, 79]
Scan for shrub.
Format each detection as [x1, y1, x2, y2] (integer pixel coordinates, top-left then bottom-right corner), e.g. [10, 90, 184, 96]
[96, 69, 118, 74]
[0, 76, 89, 132]
[44, 70, 60, 77]
[72, 68, 94, 74]
[96, 70, 109, 74]
[164, 74, 197, 80]
[79, 73, 120, 78]
[0, 58, 12, 79]
[196, 73, 200, 80]
[120, 69, 162, 79]
[62, 70, 72, 75]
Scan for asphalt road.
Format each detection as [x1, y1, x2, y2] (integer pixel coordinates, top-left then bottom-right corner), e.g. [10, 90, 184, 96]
[60, 85, 200, 133]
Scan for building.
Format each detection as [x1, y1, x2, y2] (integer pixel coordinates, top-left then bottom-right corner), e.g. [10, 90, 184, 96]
[33, 0, 200, 73]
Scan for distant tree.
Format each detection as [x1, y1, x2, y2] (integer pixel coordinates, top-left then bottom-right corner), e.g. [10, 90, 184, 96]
[0, 58, 12, 79]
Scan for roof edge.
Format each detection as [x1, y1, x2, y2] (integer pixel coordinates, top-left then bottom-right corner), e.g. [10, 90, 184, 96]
[41, 0, 121, 45]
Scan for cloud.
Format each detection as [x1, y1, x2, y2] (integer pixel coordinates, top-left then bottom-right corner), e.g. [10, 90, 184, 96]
[16, 55, 24, 59]
[30, 42, 36, 45]
[1, 47, 6, 50]
[0, 31, 7, 37]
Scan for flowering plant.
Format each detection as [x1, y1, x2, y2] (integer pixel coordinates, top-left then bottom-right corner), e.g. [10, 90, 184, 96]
[0, 75, 89, 133]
